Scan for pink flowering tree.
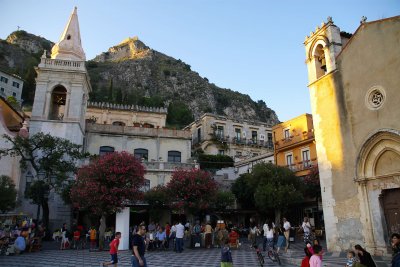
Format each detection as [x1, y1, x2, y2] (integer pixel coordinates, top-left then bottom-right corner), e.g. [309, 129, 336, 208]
[70, 151, 145, 243]
[166, 168, 218, 215]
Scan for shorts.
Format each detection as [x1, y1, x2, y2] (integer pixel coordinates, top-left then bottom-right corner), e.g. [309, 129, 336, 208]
[110, 253, 118, 264]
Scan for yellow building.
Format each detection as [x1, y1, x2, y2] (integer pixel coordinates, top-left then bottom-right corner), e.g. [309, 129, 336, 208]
[273, 113, 317, 177]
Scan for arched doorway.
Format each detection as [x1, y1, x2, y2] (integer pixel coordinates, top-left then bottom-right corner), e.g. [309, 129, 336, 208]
[356, 130, 400, 253]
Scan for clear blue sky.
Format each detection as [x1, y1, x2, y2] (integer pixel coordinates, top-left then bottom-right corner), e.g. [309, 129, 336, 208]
[1, 0, 398, 121]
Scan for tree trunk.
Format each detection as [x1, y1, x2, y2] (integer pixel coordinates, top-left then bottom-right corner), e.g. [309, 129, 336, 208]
[99, 214, 107, 251]
[274, 209, 281, 226]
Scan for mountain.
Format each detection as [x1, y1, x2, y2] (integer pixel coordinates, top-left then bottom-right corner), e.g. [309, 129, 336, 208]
[0, 31, 54, 103]
[0, 31, 279, 128]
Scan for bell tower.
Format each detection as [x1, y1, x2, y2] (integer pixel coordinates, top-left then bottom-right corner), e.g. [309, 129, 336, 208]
[30, 7, 91, 145]
[304, 17, 342, 84]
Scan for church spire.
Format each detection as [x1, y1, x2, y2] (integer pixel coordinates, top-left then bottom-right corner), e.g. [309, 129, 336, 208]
[51, 7, 86, 61]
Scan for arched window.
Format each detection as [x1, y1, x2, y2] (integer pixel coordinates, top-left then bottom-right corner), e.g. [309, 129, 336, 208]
[134, 148, 148, 161]
[313, 43, 327, 79]
[99, 146, 114, 156]
[143, 123, 154, 128]
[168, 151, 181, 163]
[112, 121, 126, 126]
[49, 86, 67, 120]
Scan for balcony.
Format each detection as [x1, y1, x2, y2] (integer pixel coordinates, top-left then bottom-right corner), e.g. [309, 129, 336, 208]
[286, 159, 318, 172]
[275, 131, 314, 150]
[38, 58, 86, 72]
[86, 123, 191, 139]
[142, 161, 197, 172]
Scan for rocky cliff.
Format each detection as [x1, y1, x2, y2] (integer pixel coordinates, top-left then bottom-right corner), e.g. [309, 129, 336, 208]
[0, 31, 279, 127]
[89, 37, 279, 127]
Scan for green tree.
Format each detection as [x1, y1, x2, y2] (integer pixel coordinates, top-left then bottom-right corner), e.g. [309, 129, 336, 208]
[0, 132, 88, 228]
[144, 185, 169, 222]
[0, 175, 18, 213]
[166, 101, 194, 129]
[232, 163, 303, 222]
[25, 180, 49, 220]
[231, 173, 256, 209]
[212, 190, 235, 212]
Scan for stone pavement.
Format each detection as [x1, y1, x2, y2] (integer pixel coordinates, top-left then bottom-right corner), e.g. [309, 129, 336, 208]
[0, 237, 393, 267]
[0, 240, 290, 267]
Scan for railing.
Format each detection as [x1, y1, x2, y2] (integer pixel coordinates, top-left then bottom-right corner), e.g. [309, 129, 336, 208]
[39, 58, 86, 71]
[142, 161, 197, 171]
[286, 159, 318, 172]
[86, 123, 192, 139]
[275, 131, 314, 150]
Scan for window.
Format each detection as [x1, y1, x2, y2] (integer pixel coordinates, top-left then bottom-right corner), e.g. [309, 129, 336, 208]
[12, 81, 19, 88]
[12, 92, 16, 97]
[1, 88, 4, 92]
[134, 148, 148, 161]
[218, 150, 225, 155]
[99, 146, 114, 156]
[235, 151, 242, 157]
[0, 76, 8, 83]
[284, 129, 290, 139]
[168, 151, 181, 163]
[267, 133, 273, 148]
[197, 128, 201, 142]
[286, 153, 293, 168]
[302, 149, 311, 168]
[252, 131, 257, 143]
[235, 128, 241, 141]
[141, 179, 150, 192]
[216, 125, 224, 139]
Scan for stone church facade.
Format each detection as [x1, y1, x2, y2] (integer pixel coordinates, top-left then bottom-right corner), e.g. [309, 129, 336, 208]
[304, 16, 400, 254]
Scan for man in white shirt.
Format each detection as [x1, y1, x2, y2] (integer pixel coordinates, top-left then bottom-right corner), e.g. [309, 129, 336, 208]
[283, 217, 291, 252]
[175, 221, 185, 253]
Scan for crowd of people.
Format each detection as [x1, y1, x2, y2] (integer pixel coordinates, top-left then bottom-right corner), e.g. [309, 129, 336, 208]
[0, 217, 45, 256]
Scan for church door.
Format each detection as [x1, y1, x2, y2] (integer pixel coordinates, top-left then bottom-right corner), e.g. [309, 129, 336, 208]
[381, 188, 400, 236]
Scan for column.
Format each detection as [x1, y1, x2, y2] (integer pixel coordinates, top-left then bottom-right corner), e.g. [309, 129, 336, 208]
[115, 207, 130, 250]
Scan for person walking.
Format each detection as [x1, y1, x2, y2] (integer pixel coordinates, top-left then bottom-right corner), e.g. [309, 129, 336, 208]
[275, 225, 286, 254]
[102, 232, 121, 267]
[283, 217, 291, 252]
[131, 224, 147, 267]
[354, 244, 376, 267]
[175, 221, 185, 253]
[263, 221, 274, 252]
[302, 217, 312, 244]
[220, 239, 233, 267]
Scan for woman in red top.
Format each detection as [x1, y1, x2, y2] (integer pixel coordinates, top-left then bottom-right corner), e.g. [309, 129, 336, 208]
[102, 232, 121, 267]
[301, 247, 313, 267]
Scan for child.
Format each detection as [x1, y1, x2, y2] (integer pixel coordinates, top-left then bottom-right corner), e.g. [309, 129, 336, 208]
[309, 245, 323, 267]
[346, 251, 357, 267]
[73, 228, 81, 249]
[89, 227, 97, 251]
[301, 247, 313, 267]
[102, 232, 121, 267]
[221, 239, 233, 267]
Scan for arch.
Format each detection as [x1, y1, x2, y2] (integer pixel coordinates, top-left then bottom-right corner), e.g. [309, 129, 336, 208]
[308, 36, 330, 80]
[99, 146, 115, 156]
[143, 123, 154, 128]
[356, 130, 400, 179]
[112, 121, 126, 126]
[48, 85, 67, 120]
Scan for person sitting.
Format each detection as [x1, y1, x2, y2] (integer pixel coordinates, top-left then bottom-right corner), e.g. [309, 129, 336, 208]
[14, 234, 26, 254]
[155, 227, 167, 250]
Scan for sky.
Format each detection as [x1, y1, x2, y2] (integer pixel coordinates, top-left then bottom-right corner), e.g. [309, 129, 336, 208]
[1, 0, 399, 121]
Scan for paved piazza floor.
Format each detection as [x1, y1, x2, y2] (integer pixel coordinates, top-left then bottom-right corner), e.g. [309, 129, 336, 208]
[0, 246, 292, 267]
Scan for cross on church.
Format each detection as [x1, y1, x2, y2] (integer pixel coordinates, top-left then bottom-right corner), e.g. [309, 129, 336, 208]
[17, 26, 20, 31]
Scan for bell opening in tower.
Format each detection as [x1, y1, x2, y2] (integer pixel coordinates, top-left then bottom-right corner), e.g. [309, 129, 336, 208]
[49, 86, 67, 120]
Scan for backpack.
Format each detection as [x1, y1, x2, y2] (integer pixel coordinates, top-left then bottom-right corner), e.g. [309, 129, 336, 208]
[194, 225, 201, 234]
